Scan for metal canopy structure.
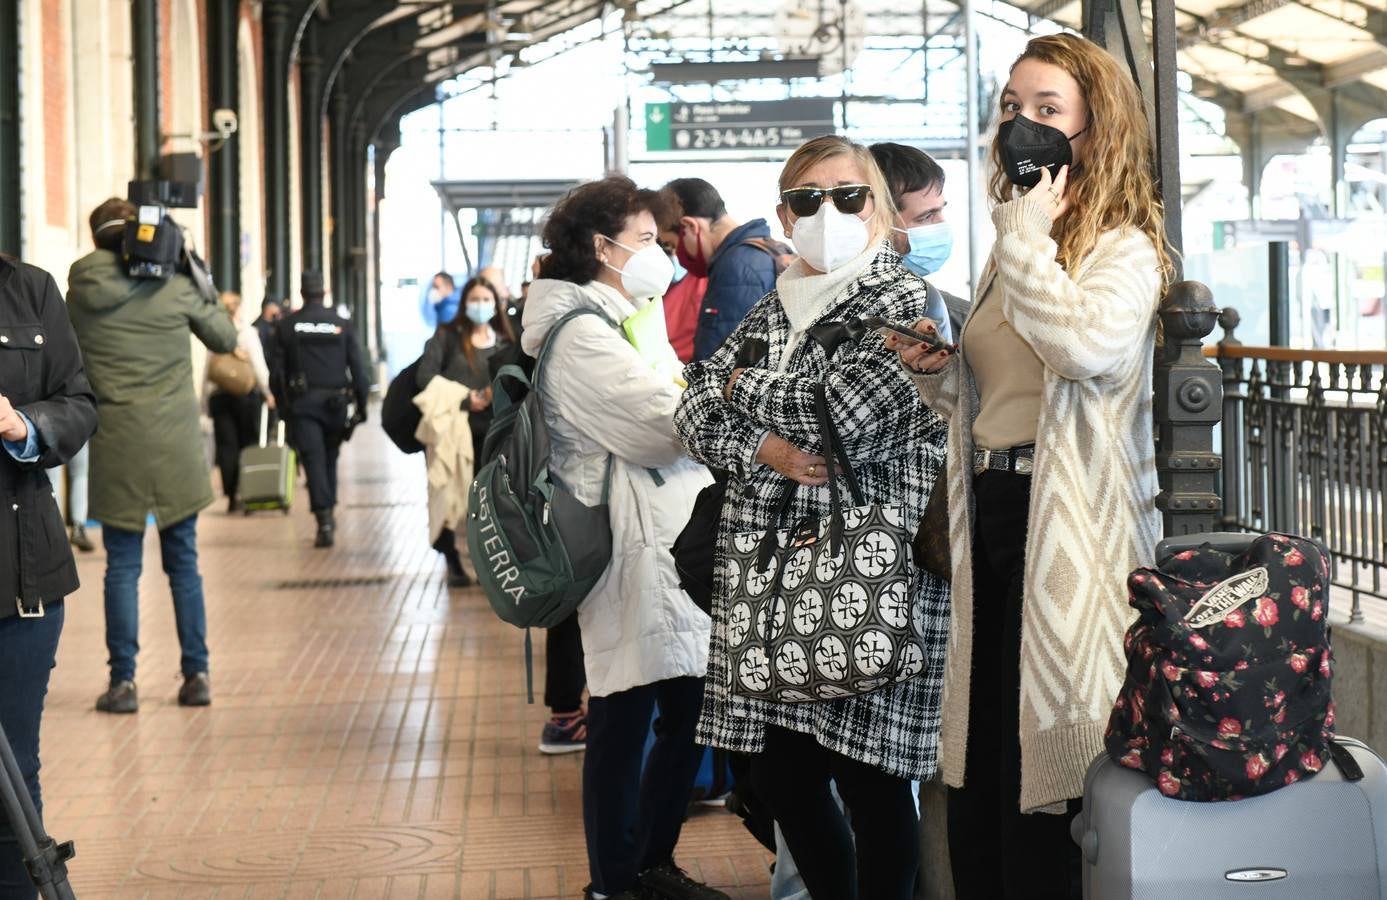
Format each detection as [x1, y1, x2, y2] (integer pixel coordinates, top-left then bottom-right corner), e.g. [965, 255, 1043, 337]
[256, 0, 650, 316]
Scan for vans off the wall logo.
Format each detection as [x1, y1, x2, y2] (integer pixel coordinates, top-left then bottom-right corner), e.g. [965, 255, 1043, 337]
[725, 503, 926, 702]
[1184, 567, 1271, 628]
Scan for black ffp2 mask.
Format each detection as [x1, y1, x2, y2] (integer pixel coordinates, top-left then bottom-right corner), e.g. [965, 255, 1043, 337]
[997, 114, 1085, 189]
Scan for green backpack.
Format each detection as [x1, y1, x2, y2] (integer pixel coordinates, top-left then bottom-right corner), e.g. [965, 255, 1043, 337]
[467, 307, 616, 700]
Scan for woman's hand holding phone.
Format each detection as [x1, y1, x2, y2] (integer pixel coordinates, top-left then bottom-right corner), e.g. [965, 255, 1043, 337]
[886, 318, 955, 375]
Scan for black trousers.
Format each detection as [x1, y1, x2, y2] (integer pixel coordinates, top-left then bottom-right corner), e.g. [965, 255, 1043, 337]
[209, 390, 263, 500]
[544, 611, 586, 715]
[753, 725, 919, 900]
[947, 470, 1080, 900]
[289, 409, 345, 513]
[583, 675, 704, 895]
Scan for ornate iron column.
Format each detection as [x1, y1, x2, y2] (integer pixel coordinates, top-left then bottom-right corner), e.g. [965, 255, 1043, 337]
[207, 0, 240, 292]
[1154, 282, 1224, 535]
[132, 0, 161, 181]
[0, 0, 21, 256]
[298, 21, 323, 276]
[263, 0, 291, 303]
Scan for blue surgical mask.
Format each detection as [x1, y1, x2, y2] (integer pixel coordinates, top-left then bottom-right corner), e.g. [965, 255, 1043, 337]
[893, 222, 953, 277]
[669, 253, 688, 284]
[465, 302, 495, 325]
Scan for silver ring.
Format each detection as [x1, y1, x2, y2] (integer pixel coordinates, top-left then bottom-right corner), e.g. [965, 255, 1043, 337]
[1048, 188, 1059, 200]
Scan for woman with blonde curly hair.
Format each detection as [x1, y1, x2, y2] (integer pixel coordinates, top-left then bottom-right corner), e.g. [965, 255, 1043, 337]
[893, 33, 1174, 899]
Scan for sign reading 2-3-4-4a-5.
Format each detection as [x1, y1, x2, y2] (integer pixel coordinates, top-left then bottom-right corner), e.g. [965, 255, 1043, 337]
[645, 99, 836, 152]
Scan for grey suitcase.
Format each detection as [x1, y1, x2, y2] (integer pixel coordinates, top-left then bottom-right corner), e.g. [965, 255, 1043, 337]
[238, 407, 295, 514]
[1073, 736, 1387, 898]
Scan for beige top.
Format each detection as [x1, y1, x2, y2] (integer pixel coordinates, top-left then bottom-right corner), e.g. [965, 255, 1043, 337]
[964, 280, 1044, 448]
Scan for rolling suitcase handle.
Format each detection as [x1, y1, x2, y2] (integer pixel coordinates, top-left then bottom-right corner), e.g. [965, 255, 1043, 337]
[257, 405, 286, 449]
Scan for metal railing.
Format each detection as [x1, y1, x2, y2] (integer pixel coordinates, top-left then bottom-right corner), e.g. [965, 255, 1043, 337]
[1210, 309, 1387, 620]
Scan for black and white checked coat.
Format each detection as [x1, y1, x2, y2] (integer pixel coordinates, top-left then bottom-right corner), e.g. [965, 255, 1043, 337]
[674, 242, 951, 780]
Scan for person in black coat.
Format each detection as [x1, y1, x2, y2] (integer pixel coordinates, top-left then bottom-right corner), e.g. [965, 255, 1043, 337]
[0, 254, 98, 897]
[415, 275, 516, 586]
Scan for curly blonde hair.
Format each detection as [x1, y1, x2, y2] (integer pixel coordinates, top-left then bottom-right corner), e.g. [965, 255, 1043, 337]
[987, 33, 1175, 285]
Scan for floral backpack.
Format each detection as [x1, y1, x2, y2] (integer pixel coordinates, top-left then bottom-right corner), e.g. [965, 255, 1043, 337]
[1105, 533, 1334, 801]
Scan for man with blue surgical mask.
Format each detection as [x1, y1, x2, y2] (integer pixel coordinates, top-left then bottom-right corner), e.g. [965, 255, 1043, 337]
[869, 142, 969, 341]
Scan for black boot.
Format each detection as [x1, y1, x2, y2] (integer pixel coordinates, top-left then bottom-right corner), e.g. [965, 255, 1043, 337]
[314, 509, 335, 548]
[433, 528, 470, 587]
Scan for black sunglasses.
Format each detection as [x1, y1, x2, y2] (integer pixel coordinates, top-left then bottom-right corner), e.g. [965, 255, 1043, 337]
[780, 184, 873, 218]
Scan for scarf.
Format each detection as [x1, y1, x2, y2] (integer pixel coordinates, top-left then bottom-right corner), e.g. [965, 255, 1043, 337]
[773, 240, 882, 371]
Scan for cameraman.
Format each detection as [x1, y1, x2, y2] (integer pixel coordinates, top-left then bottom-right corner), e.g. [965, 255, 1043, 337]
[0, 253, 97, 897]
[66, 197, 239, 713]
[267, 271, 368, 548]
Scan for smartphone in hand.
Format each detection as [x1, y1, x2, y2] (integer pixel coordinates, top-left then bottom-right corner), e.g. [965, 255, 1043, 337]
[861, 316, 954, 353]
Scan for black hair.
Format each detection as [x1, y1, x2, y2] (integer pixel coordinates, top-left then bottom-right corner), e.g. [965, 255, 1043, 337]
[433, 271, 455, 289]
[662, 177, 727, 222]
[868, 142, 945, 208]
[539, 176, 669, 285]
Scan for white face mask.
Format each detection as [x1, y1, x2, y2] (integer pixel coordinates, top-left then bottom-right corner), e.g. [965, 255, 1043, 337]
[602, 237, 674, 299]
[792, 204, 870, 273]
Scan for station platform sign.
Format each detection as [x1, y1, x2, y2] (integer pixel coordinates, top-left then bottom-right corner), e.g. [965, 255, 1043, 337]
[645, 99, 836, 152]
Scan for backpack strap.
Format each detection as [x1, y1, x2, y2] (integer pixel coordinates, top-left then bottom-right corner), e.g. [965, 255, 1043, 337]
[1329, 739, 1365, 781]
[532, 305, 621, 504]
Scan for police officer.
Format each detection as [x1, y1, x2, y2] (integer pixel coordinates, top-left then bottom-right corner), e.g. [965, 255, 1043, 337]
[269, 270, 368, 548]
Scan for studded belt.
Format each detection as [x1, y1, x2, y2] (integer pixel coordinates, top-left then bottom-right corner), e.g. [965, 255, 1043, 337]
[973, 446, 1035, 476]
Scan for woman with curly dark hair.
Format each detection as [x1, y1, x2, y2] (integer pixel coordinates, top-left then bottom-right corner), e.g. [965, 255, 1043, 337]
[522, 176, 724, 900]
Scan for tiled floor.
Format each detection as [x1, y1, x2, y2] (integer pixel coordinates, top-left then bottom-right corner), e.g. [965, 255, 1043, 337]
[37, 422, 772, 899]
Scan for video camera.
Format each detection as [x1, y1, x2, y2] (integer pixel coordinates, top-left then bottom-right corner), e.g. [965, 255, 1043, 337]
[122, 153, 217, 303]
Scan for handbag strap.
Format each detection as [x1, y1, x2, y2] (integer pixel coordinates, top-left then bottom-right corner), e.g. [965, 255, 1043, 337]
[759, 385, 867, 564]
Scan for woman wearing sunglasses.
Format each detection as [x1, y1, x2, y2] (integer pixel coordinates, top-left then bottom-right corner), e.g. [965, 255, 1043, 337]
[674, 135, 951, 900]
[893, 33, 1173, 898]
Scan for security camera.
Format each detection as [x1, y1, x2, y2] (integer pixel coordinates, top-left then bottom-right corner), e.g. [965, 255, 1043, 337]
[211, 109, 238, 140]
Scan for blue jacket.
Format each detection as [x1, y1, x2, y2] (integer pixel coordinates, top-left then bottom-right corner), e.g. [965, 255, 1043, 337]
[692, 218, 778, 361]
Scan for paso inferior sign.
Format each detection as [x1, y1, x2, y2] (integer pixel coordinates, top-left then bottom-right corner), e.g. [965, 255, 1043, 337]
[645, 99, 836, 152]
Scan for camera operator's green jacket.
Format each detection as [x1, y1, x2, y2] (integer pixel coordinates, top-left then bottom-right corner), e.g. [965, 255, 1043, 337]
[66, 250, 238, 532]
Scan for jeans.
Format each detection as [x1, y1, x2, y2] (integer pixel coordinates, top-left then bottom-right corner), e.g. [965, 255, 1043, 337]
[0, 602, 65, 899]
[102, 514, 209, 683]
[753, 726, 919, 900]
[947, 471, 1080, 900]
[583, 676, 705, 895]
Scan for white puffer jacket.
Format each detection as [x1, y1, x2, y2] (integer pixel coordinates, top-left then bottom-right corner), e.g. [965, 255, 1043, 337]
[522, 278, 713, 698]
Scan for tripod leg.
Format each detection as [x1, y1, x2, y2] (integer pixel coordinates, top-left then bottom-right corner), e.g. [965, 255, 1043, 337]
[0, 720, 75, 900]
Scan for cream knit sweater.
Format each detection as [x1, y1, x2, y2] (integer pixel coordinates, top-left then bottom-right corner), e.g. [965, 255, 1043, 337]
[913, 194, 1163, 812]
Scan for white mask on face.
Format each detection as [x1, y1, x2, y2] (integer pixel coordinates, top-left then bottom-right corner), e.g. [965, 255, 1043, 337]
[791, 203, 870, 273]
[602, 237, 674, 299]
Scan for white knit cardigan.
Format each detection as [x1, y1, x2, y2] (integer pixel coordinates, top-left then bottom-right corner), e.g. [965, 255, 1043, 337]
[913, 195, 1164, 812]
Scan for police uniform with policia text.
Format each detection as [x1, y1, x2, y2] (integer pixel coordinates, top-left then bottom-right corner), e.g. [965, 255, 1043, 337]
[269, 270, 368, 547]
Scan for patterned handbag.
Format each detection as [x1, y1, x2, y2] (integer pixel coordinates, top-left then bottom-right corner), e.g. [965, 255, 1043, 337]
[725, 385, 926, 703]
